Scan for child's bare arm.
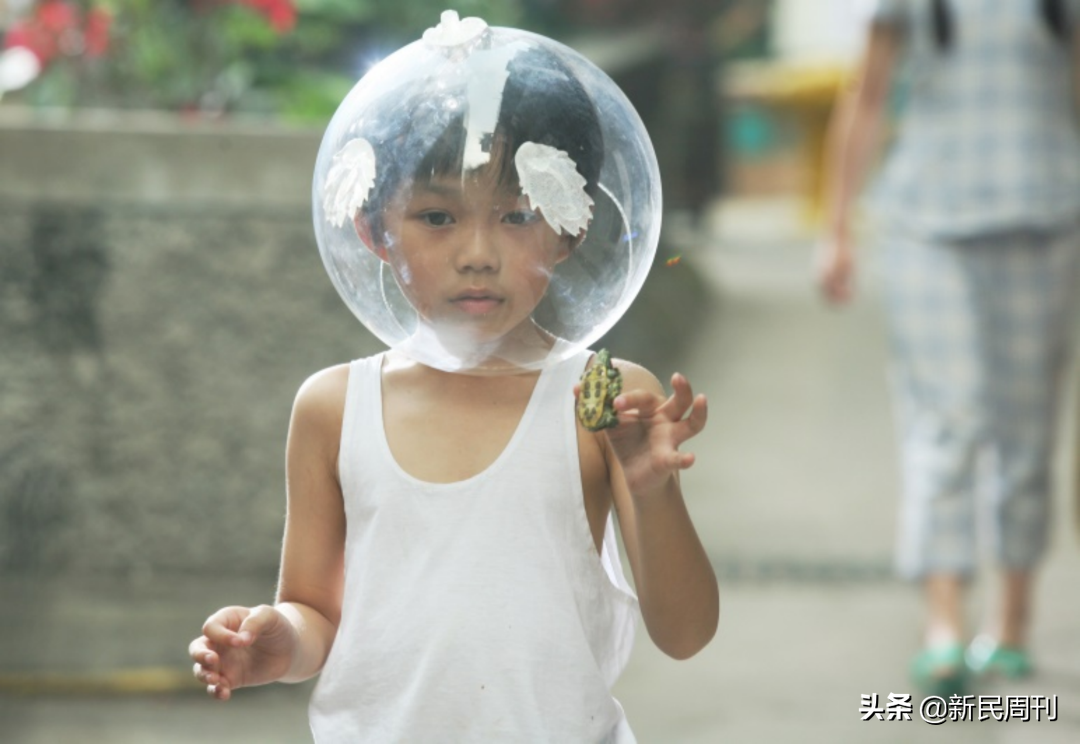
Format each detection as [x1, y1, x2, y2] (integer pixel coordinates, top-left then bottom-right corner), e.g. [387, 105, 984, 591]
[600, 361, 718, 660]
[274, 366, 347, 677]
[190, 366, 347, 698]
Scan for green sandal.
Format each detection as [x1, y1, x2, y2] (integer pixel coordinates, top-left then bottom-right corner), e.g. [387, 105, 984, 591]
[911, 643, 967, 697]
[965, 635, 1032, 679]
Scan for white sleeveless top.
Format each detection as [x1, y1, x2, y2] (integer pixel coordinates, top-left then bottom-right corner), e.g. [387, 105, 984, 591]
[308, 349, 640, 743]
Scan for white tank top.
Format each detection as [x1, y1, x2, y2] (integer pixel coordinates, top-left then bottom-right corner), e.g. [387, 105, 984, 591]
[308, 349, 639, 743]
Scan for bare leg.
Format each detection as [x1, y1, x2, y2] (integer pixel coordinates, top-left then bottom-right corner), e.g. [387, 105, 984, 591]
[997, 569, 1032, 648]
[965, 570, 1034, 677]
[924, 573, 965, 647]
[912, 573, 967, 693]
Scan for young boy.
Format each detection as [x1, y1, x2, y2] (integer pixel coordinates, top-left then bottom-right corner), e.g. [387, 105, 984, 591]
[189, 14, 718, 742]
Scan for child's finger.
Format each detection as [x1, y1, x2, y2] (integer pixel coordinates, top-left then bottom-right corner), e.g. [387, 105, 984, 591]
[660, 449, 695, 470]
[669, 394, 708, 448]
[614, 389, 661, 416]
[236, 604, 279, 645]
[193, 661, 220, 687]
[188, 637, 219, 671]
[684, 393, 708, 436]
[188, 636, 209, 663]
[201, 622, 239, 647]
[209, 680, 233, 701]
[202, 607, 248, 647]
[662, 373, 695, 419]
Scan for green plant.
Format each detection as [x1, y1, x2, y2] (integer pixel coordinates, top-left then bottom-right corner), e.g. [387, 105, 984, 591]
[3, 0, 524, 121]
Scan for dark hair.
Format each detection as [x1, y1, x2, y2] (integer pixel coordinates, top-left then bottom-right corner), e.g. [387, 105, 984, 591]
[930, 0, 954, 50]
[358, 45, 603, 239]
[1041, 0, 1071, 42]
[930, 0, 1070, 52]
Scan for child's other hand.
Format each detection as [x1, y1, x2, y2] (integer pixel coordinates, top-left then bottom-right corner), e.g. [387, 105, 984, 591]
[601, 371, 708, 498]
[188, 604, 297, 700]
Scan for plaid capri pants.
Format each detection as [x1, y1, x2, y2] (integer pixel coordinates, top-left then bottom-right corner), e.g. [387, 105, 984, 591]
[879, 226, 1080, 579]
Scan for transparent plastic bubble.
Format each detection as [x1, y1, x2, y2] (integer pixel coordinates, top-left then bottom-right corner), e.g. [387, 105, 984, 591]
[312, 11, 661, 374]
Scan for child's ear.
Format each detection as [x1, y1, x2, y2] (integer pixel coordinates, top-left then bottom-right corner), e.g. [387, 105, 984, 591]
[352, 212, 388, 261]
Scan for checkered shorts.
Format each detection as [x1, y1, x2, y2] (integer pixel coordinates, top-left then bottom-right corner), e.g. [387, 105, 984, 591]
[877, 225, 1080, 578]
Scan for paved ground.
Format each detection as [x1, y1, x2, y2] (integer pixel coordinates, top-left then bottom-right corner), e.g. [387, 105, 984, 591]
[2, 199, 1079, 743]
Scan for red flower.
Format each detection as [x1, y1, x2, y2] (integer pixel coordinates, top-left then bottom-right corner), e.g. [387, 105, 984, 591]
[35, 1, 79, 36]
[2, 2, 111, 65]
[191, 1, 296, 33]
[235, 0, 296, 33]
[83, 8, 112, 58]
[3, 24, 45, 64]
[2, 7, 66, 65]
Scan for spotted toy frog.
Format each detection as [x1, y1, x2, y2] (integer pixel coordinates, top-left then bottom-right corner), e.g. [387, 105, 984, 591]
[576, 348, 622, 431]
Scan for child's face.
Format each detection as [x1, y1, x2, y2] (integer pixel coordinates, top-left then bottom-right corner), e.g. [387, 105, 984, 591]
[378, 167, 574, 348]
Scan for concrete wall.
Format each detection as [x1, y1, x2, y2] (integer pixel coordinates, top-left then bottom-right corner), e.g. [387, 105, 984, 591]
[0, 109, 384, 577]
[0, 107, 709, 578]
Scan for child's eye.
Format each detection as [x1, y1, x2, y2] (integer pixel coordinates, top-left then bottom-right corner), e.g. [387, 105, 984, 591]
[418, 210, 455, 228]
[503, 209, 540, 226]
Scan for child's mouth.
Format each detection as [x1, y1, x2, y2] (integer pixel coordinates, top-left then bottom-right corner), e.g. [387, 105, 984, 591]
[451, 291, 503, 315]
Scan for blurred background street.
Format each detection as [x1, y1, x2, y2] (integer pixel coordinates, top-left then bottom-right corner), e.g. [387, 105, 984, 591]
[1, 1, 1079, 742]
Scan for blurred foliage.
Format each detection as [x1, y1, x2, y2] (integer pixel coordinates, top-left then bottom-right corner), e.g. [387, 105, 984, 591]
[272, 0, 525, 123]
[5, 0, 524, 122]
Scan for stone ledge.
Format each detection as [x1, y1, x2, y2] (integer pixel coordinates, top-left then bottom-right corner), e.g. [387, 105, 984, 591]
[0, 106, 322, 208]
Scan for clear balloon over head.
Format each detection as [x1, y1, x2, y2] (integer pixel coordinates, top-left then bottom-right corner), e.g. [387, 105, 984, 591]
[312, 10, 661, 374]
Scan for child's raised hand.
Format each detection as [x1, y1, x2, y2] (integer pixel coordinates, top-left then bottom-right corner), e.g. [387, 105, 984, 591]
[189, 604, 298, 700]
[598, 371, 708, 498]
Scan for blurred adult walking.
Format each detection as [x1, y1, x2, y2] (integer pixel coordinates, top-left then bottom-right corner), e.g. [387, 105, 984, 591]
[818, 0, 1080, 696]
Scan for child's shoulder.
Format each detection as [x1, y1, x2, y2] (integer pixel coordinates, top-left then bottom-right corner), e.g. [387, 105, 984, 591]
[291, 362, 352, 431]
[297, 362, 351, 397]
[610, 355, 665, 395]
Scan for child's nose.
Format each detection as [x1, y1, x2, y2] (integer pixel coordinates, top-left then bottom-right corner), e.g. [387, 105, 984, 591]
[454, 226, 500, 273]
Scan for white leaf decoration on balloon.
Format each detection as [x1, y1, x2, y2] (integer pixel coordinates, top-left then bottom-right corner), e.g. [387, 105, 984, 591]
[323, 137, 377, 228]
[515, 142, 594, 237]
[422, 10, 489, 49]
